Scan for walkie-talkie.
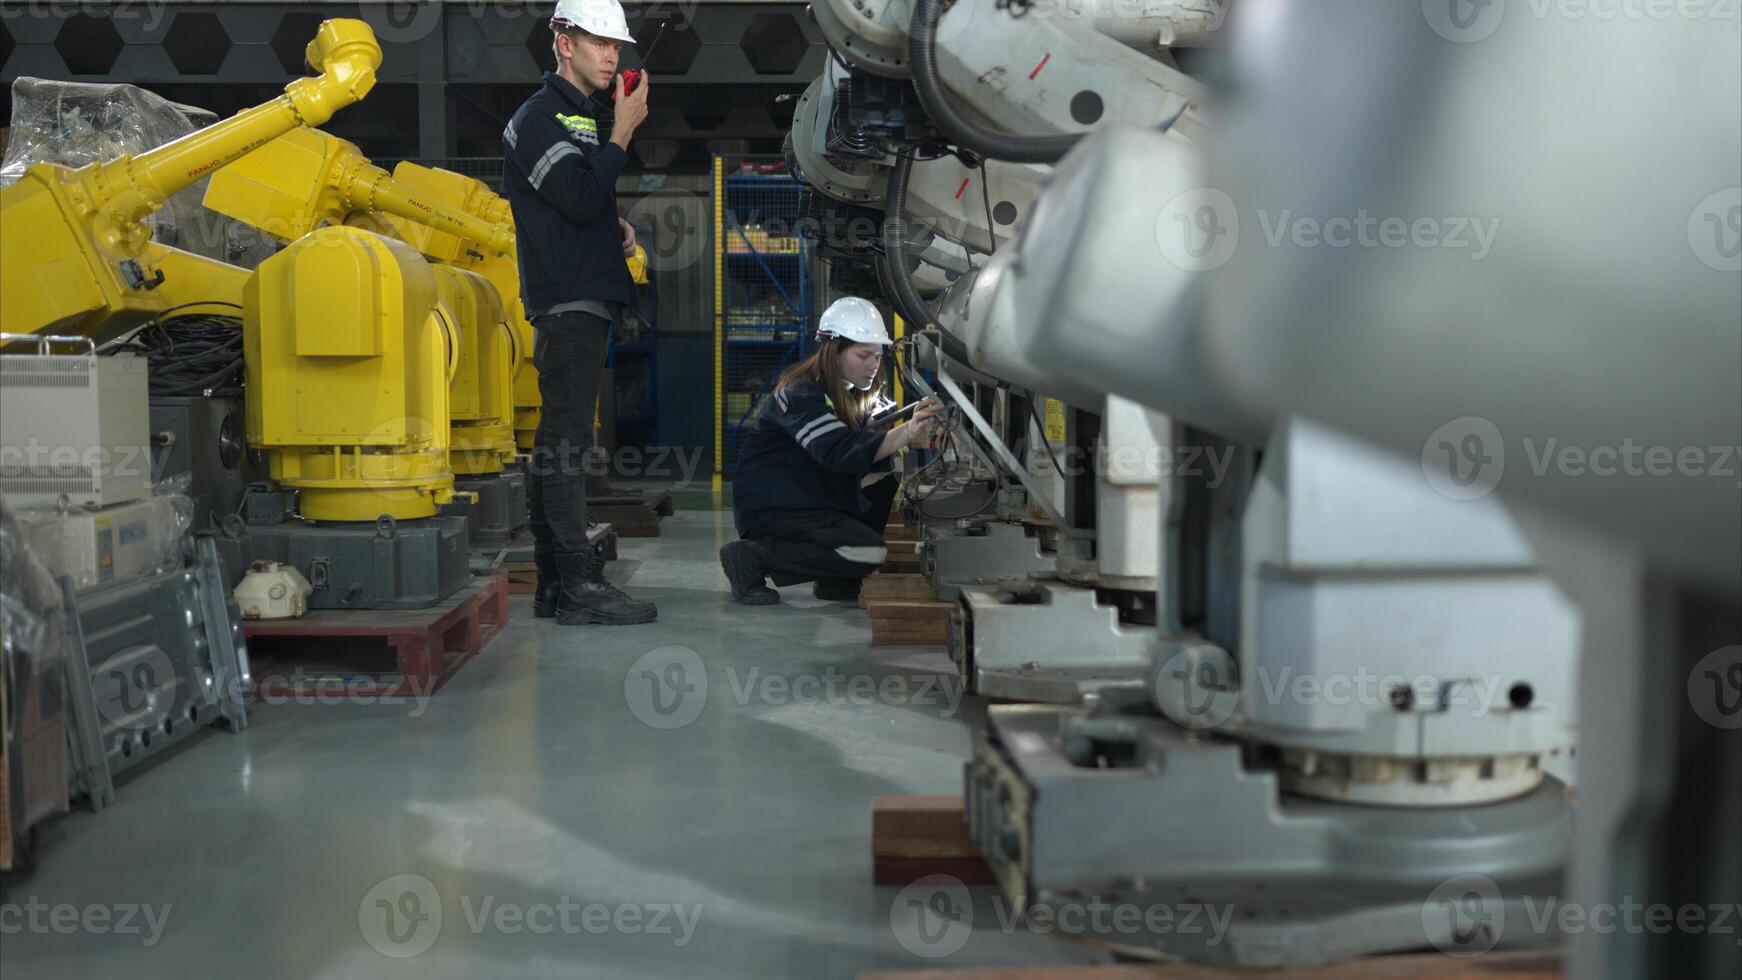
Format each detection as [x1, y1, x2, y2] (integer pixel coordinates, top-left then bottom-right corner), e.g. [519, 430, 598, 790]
[612, 20, 667, 100]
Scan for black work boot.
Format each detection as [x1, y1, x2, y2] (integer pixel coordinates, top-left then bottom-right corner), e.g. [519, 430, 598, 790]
[720, 540, 780, 605]
[554, 552, 658, 625]
[812, 578, 862, 603]
[533, 546, 560, 619]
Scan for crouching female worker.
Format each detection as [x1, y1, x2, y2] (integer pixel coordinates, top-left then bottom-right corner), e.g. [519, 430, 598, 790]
[720, 297, 943, 605]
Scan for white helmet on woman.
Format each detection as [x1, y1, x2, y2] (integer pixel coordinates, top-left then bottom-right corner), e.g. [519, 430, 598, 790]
[551, 0, 636, 43]
[817, 296, 892, 345]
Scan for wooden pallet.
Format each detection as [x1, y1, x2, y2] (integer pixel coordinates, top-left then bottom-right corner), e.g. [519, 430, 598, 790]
[590, 488, 674, 538]
[873, 795, 993, 886]
[861, 573, 937, 608]
[859, 951, 1563, 980]
[244, 573, 508, 699]
[868, 598, 953, 646]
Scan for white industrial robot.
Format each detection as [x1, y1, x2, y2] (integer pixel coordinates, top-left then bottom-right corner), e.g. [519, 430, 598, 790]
[791, 0, 1227, 700]
[796, 0, 1737, 974]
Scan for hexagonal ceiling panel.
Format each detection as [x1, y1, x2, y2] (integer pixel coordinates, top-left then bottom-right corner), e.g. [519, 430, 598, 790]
[165, 12, 231, 76]
[55, 13, 123, 75]
[271, 12, 326, 76]
[740, 13, 807, 76]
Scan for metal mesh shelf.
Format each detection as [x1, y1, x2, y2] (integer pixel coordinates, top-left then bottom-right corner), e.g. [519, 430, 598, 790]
[713, 155, 815, 478]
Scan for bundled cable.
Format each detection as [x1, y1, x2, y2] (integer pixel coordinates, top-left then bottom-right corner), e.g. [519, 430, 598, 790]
[102, 302, 245, 396]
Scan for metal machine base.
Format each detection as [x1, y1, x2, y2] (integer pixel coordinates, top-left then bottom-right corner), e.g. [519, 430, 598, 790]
[949, 580, 1152, 702]
[966, 705, 1569, 969]
[215, 489, 470, 610]
[923, 520, 1056, 602]
[61, 538, 249, 808]
[148, 394, 264, 530]
[447, 470, 528, 551]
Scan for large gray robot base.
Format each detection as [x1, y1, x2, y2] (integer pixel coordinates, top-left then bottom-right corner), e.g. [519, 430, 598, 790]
[950, 580, 1152, 703]
[924, 520, 1056, 602]
[447, 470, 528, 551]
[965, 705, 1569, 968]
[215, 489, 470, 610]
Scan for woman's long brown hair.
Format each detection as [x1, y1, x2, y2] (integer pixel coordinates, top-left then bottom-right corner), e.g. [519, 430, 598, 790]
[773, 336, 888, 431]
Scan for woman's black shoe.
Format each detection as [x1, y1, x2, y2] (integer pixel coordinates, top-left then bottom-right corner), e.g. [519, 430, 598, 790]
[721, 540, 780, 605]
[811, 578, 861, 602]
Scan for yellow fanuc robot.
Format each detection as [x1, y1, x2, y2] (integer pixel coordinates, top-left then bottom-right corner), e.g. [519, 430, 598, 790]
[0, 19, 382, 344]
[199, 127, 529, 551]
[379, 163, 652, 454]
[377, 163, 547, 453]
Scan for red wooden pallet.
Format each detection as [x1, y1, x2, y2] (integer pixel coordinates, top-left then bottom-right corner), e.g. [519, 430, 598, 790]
[243, 573, 509, 700]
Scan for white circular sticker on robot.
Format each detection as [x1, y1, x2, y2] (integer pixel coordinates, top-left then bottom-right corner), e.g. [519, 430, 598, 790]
[1422, 873, 1505, 957]
[358, 873, 443, 958]
[624, 644, 708, 729]
[1156, 187, 1239, 272]
[1420, 415, 1505, 500]
[890, 874, 973, 959]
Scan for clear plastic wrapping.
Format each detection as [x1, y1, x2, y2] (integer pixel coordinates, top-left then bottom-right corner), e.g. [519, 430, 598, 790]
[12, 491, 195, 593]
[0, 493, 67, 678]
[0, 76, 277, 267]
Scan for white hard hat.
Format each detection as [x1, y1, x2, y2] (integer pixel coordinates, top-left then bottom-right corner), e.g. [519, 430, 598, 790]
[817, 296, 892, 345]
[551, 0, 636, 44]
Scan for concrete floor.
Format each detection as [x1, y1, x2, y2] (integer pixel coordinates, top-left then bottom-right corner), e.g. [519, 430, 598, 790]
[1, 505, 1108, 979]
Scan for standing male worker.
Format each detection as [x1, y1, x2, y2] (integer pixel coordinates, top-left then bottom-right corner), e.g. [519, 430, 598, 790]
[503, 0, 657, 625]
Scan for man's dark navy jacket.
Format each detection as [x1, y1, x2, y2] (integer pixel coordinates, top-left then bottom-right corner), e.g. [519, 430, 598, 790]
[502, 72, 636, 317]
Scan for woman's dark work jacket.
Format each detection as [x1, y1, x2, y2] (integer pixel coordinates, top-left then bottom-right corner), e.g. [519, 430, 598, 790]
[732, 380, 891, 534]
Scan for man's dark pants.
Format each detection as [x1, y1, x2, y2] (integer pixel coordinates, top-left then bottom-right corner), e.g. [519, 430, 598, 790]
[528, 310, 611, 581]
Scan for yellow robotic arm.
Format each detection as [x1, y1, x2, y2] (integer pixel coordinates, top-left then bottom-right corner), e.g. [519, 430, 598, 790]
[202, 127, 514, 256]
[379, 163, 650, 451]
[0, 19, 382, 342]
